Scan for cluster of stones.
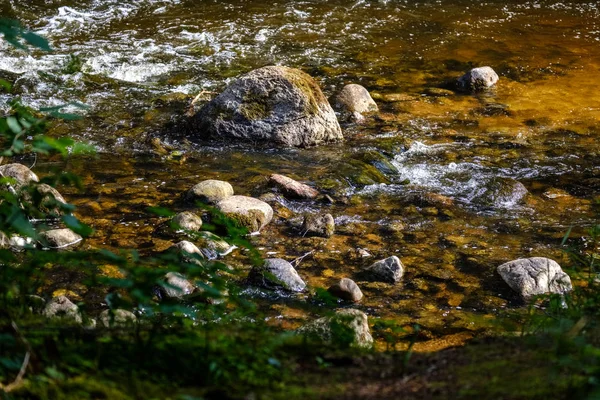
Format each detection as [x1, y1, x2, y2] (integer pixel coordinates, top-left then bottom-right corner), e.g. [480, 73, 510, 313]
[190, 64, 500, 149]
[0, 163, 83, 251]
[18, 64, 574, 345]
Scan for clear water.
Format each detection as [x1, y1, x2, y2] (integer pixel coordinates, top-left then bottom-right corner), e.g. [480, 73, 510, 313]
[2, 0, 600, 348]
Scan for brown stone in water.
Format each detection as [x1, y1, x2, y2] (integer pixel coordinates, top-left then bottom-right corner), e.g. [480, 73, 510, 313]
[328, 278, 363, 302]
[269, 173, 319, 199]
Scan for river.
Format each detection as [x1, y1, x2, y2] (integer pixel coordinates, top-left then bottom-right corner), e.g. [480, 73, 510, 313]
[1, 0, 600, 348]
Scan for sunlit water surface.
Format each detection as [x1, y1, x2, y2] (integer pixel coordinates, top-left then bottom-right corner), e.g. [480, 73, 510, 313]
[2, 0, 600, 348]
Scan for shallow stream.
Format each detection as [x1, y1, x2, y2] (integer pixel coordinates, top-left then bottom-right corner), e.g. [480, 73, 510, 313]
[2, 0, 600, 349]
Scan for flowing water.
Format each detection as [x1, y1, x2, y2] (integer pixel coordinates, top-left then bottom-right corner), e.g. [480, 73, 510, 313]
[2, 0, 600, 348]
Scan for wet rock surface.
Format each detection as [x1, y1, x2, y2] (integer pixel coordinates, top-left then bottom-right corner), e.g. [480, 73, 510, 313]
[364, 256, 405, 284]
[269, 173, 319, 199]
[194, 66, 343, 147]
[216, 195, 273, 232]
[39, 228, 83, 250]
[298, 308, 373, 348]
[187, 180, 234, 205]
[160, 272, 196, 299]
[333, 84, 378, 122]
[497, 257, 573, 297]
[171, 211, 203, 231]
[43, 296, 82, 324]
[328, 278, 363, 302]
[301, 213, 335, 238]
[457, 66, 499, 92]
[170, 240, 205, 262]
[248, 258, 306, 292]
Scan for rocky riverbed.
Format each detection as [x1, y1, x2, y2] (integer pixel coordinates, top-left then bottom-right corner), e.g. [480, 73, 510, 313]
[1, 0, 600, 349]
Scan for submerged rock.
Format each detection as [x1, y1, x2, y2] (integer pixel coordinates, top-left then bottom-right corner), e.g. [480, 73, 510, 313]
[457, 66, 499, 92]
[364, 256, 404, 283]
[497, 257, 572, 298]
[98, 309, 137, 328]
[172, 211, 203, 231]
[248, 258, 306, 292]
[43, 295, 82, 324]
[298, 309, 373, 348]
[216, 195, 273, 232]
[301, 213, 335, 238]
[269, 173, 319, 199]
[39, 228, 83, 250]
[0, 163, 38, 188]
[193, 66, 343, 147]
[187, 179, 234, 205]
[333, 84, 378, 122]
[328, 278, 363, 302]
[475, 177, 528, 208]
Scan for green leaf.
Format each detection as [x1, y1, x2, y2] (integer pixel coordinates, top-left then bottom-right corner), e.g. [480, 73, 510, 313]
[70, 141, 97, 155]
[147, 206, 175, 217]
[6, 116, 21, 134]
[62, 214, 93, 237]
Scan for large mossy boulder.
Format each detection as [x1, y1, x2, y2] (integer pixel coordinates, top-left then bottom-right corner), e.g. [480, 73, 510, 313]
[193, 66, 343, 147]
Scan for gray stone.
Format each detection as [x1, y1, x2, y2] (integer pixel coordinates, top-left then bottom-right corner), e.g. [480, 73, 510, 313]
[364, 256, 404, 283]
[172, 211, 203, 231]
[39, 228, 82, 250]
[333, 84, 378, 122]
[161, 272, 196, 298]
[170, 240, 205, 263]
[32, 183, 68, 216]
[43, 295, 82, 324]
[298, 309, 373, 348]
[301, 213, 335, 238]
[269, 174, 319, 199]
[8, 235, 34, 250]
[328, 278, 363, 302]
[98, 309, 137, 328]
[249, 258, 306, 292]
[194, 66, 343, 147]
[187, 180, 234, 204]
[457, 66, 499, 92]
[195, 231, 236, 257]
[497, 257, 573, 298]
[216, 195, 273, 232]
[0, 163, 38, 188]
